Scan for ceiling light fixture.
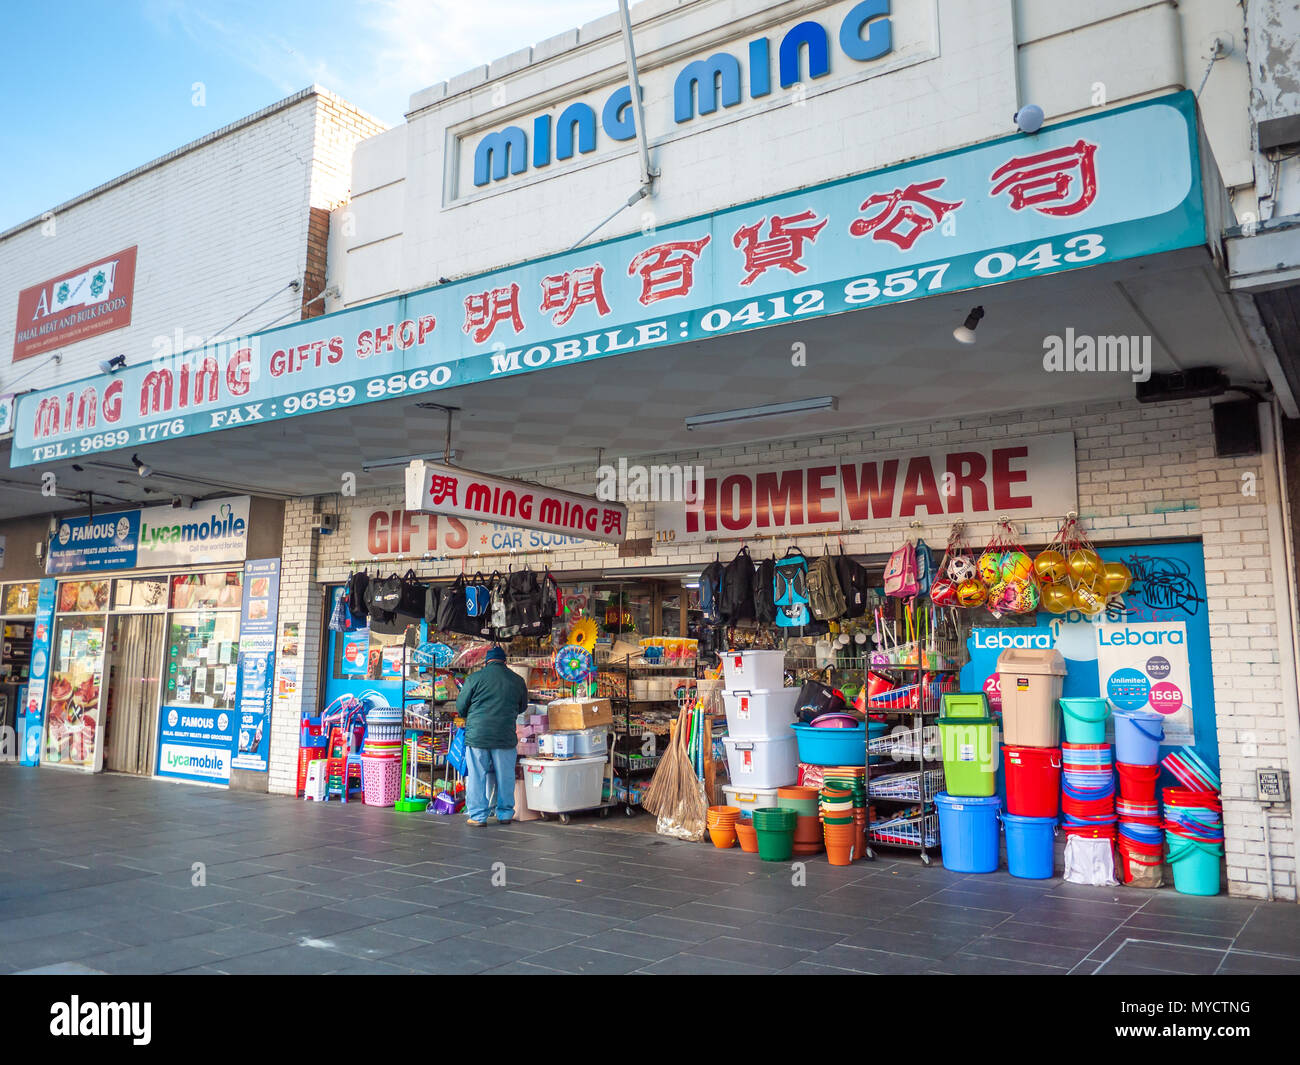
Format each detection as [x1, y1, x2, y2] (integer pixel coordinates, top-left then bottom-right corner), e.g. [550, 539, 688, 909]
[953, 306, 985, 345]
[685, 396, 837, 431]
[98, 355, 127, 374]
[132, 453, 153, 478]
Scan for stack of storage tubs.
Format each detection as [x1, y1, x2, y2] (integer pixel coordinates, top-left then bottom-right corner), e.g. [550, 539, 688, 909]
[720, 651, 799, 816]
[934, 691, 1003, 874]
[996, 650, 1068, 879]
[1113, 708, 1165, 887]
[1060, 693, 1116, 848]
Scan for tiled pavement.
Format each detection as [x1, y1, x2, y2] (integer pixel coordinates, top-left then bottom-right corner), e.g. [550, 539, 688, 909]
[2, 768, 1297, 975]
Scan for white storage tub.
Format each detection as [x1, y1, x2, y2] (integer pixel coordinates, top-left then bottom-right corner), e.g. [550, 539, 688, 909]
[722, 784, 780, 818]
[518, 755, 606, 812]
[722, 734, 799, 789]
[722, 688, 800, 739]
[721, 649, 786, 692]
[550, 726, 610, 757]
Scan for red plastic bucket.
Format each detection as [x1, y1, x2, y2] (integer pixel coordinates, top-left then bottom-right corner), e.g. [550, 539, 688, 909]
[1062, 792, 1115, 819]
[1117, 838, 1164, 883]
[1116, 762, 1159, 803]
[1063, 823, 1116, 840]
[1003, 745, 1062, 818]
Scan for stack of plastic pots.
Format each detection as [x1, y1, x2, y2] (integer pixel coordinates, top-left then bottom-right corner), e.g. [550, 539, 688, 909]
[707, 805, 742, 849]
[1112, 707, 1164, 886]
[819, 781, 863, 865]
[751, 807, 798, 861]
[777, 786, 822, 856]
[823, 769, 867, 860]
[1061, 741, 1117, 840]
[1164, 787, 1225, 896]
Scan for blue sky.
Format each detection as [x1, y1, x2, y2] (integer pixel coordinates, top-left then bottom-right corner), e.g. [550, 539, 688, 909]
[0, 0, 615, 231]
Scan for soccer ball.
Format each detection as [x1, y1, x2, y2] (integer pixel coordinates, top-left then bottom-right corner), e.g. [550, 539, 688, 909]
[1000, 551, 1033, 583]
[955, 579, 988, 608]
[929, 579, 957, 606]
[977, 552, 1003, 586]
[947, 556, 976, 583]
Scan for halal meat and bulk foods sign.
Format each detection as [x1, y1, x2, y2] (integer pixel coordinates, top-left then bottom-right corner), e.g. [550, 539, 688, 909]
[653, 433, 1076, 542]
[13, 247, 138, 360]
[10, 94, 1207, 468]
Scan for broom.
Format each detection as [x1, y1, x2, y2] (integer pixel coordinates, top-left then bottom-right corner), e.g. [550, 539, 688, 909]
[642, 705, 707, 841]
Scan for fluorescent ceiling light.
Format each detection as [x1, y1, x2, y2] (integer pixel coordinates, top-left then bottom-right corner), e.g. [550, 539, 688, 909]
[362, 449, 460, 473]
[685, 396, 837, 431]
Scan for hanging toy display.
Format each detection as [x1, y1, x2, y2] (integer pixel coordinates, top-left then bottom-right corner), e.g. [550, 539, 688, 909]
[1035, 513, 1132, 615]
[929, 522, 970, 608]
[960, 519, 1038, 618]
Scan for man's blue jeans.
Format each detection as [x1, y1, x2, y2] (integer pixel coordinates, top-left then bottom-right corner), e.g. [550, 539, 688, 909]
[466, 746, 518, 822]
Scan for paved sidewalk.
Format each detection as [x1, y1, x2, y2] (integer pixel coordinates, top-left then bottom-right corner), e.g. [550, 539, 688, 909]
[1, 768, 1296, 975]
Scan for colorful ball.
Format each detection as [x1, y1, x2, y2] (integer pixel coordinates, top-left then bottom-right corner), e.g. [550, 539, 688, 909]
[976, 552, 1002, 586]
[1033, 549, 1069, 585]
[1102, 561, 1132, 595]
[1000, 551, 1033, 583]
[986, 580, 1009, 610]
[955, 579, 988, 608]
[1005, 578, 1039, 614]
[1073, 583, 1105, 615]
[929, 579, 957, 607]
[947, 555, 976, 583]
[1068, 548, 1103, 587]
[1042, 583, 1074, 614]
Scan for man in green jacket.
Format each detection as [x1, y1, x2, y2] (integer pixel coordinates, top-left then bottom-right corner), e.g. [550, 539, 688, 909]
[458, 645, 528, 826]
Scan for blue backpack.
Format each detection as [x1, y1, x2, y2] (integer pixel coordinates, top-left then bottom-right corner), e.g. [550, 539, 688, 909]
[915, 539, 935, 596]
[773, 549, 810, 628]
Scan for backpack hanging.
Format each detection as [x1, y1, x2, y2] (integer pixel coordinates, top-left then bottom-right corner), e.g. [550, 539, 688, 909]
[719, 547, 756, 623]
[773, 549, 810, 628]
[883, 541, 920, 598]
[699, 559, 725, 624]
[754, 557, 777, 624]
[424, 584, 443, 625]
[345, 570, 369, 625]
[367, 572, 403, 616]
[465, 573, 491, 618]
[914, 539, 935, 597]
[835, 553, 870, 618]
[397, 569, 427, 620]
[807, 554, 847, 621]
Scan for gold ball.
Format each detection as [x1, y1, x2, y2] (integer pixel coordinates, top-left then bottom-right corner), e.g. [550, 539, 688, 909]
[1073, 583, 1105, 615]
[1033, 550, 1069, 585]
[1042, 583, 1074, 614]
[1102, 561, 1132, 595]
[1068, 548, 1103, 586]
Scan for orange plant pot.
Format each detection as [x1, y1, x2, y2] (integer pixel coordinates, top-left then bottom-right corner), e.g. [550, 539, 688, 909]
[734, 821, 759, 853]
[826, 840, 855, 866]
[709, 826, 737, 849]
[794, 815, 823, 843]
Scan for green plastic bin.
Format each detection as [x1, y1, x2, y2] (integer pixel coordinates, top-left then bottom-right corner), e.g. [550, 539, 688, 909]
[941, 692, 991, 719]
[937, 716, 1001, 797]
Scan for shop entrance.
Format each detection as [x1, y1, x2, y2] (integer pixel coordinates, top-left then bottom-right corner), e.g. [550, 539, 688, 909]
[102, 613, 165, 775]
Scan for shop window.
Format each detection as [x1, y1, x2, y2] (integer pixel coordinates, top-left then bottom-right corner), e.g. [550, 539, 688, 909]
[57, 579, 110, 613]
[2, 582, 39, 616]
[46, 614, 106, 769]
[114, 577, 168, 610]
[170, 571, 243, 610]
[165, 611, 240, 710]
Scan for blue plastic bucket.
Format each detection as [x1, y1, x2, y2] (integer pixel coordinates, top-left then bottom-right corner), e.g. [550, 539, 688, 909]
[1167, 835, 1224, 896]
[1002, 813, 1056, 879]
[1113, 710, 1163, 766]
[934, 792, 1000, 873]
[1060, 698, 1110, 744]
[791, 723, 882, 767]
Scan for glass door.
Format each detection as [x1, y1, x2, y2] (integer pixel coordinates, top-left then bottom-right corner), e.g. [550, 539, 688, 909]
[45, 613, 107, 771]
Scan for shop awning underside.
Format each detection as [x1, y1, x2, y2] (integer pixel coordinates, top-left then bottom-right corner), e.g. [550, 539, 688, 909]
[0, 247, 1271, 520]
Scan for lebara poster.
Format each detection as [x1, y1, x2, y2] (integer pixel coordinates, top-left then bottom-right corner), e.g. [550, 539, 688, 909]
[232, 558, 280, 772]
[960, 541, 1216, 766]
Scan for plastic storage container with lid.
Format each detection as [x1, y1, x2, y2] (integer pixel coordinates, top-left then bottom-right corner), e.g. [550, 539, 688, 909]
[937, 717, 1001, 796]
[721, 650, 786, 692]
[517, 755, 606, 812]
[722, 688, 800, 738]
[722, 734, 799, 789]
[996, 648, 1067, 747]
[722, 784, 781, 818]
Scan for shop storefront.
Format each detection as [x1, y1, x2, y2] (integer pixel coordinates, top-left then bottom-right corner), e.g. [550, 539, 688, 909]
[6, 1, 1298, 899]
[0, 580, 40, 752]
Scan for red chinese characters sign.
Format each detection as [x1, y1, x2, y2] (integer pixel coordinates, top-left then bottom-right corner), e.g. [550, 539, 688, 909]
[405, 460, 629, 544]
[13, 247, 138, 361]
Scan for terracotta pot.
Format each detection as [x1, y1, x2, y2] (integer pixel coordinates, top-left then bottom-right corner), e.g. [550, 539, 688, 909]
[853, 820, 866, 857]
[709, 825, 737, 849]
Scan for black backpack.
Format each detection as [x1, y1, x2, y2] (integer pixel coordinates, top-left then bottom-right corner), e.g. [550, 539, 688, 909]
[699, 560, 725, 623]
[836, 553, 871, 618]
[345, 570, 369, 625]
[397, 569, 427, 620]
[367, 573, 403, 616]
[436, 576, 478, 637]
[754, 557, 776, 623]
[719, 547, 756, 623]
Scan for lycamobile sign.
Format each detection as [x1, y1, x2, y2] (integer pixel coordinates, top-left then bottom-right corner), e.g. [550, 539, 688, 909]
[46, 497, 250, 574]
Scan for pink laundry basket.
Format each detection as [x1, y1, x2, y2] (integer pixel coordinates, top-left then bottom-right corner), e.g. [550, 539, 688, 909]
[362, 755, 402, 807]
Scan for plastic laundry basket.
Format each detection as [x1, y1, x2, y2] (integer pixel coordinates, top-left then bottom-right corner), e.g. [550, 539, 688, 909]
[937, 717, 1000, 797]
[362, 755, 401, 807]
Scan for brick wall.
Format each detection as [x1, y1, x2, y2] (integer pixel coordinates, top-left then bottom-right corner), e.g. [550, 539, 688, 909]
[265, 394, 1297, 901]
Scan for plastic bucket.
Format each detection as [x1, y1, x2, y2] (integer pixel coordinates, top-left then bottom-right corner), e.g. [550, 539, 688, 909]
[1114, 710, 1163, 765]
[1002, 813, 1056, 879]
[1167, 836, 1224, 896]
[1003, 745, 1061, 817]
[1116, 762, 1159, 802]
[937, 718, 1000, 797]
[1059, 698, 1110, 744]
[755, 827, 795, 862]
[790, 723, 867, 767]
[1118, 838, 1165, 887]
[934, 793, 1001, 873]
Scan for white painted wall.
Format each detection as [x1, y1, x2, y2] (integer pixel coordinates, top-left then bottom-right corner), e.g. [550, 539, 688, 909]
[0, 88, 387, 398]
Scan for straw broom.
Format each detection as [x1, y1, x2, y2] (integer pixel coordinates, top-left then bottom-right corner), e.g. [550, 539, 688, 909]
[642, 705, 707, 840]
